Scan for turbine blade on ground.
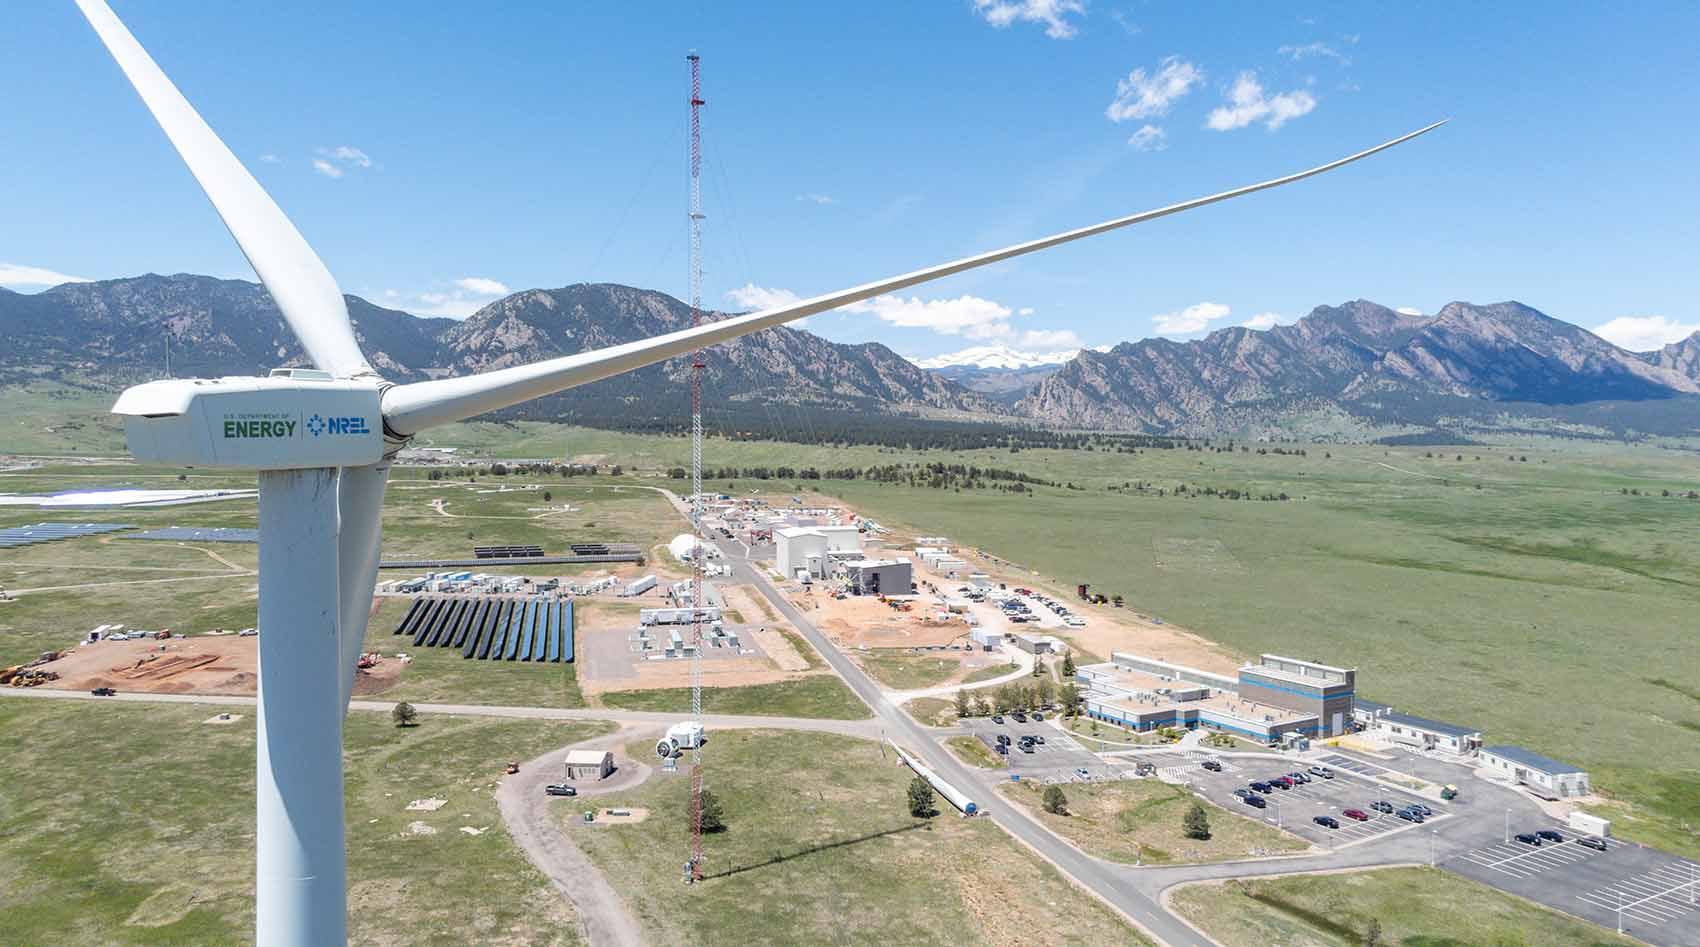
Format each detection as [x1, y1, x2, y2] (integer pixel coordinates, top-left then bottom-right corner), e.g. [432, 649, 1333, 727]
[73, 0, 373, 379]
[381, 121, 1444, 434]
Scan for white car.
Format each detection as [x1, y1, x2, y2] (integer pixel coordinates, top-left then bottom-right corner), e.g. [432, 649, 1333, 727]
[1063, 617, 1086, 627]
[108, 633, 129, 641]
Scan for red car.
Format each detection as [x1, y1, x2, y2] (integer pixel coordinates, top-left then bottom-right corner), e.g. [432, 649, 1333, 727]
[1342, 808, 1370, 822]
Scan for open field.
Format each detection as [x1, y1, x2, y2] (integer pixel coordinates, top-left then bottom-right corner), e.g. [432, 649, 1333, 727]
[1000, 778, 1308, 865]
[597, 675, 871, 719]
[1170, 866, 1632, 947]
[0, 696, 612, 945]
[567, 729, 1151, 946]
[855, 649, 974, 690]
[9, 415, 1700, 857]
[946, 735, 1006, 768]
[904, 697, 955, 727]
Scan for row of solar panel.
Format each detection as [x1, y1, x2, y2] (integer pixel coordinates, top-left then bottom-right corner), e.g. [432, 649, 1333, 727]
[391, 596, 573, 663]
[0, 522, 133, 549]
[121, 527, 260, 543]
[473, 545, 546, 559]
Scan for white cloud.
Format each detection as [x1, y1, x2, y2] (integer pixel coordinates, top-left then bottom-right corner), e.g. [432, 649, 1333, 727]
[1206, 72, 1317, 131]
[795, 193, 835, 205]
[1277, 41, 1349, 65]
[726, 284, 803, 311]
[259, 153, 282, 164]
[312, 145, 373, 179]
[1106, 57, 1203, 123]
[1592, 315, 1700, 352]
[1241, 312, 1287, 330]
[1396, 306, 1423, 316]
[1152, 301, 1231, 336]
[1109, 10, 1140, 35]
[454, 277, 510, 296]
[1127, 124, 1167, 151]
[329, 146, 372, 167]
[973, 0, 1086, 39]
[1017, 307, 1035, 316]
[383, 289, 399, 299]
[847, 294, 1014, 339]
[311, 159, 343, 179]
[0, 263, 92, 288]
[1018, 328, 1084, 351]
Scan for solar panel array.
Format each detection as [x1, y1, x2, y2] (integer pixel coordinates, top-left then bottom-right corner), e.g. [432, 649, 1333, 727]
[391, 596, 573, 663]
[474, 545, 545, 559]
[0, 522, 133, 549]
[123, 526, 261, 543]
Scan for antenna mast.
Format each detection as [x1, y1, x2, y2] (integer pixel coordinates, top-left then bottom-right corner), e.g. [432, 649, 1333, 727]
[685, 49, 707, 884]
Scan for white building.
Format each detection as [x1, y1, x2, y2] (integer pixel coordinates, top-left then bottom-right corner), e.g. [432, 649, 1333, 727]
[815, 525, 863, 553]
[775, 527, 830, 579]
[563, 749, 615, 781]
[969, 627, 1003, 650]
[1360, 708, 1481, 755]
[1480, 745, 1591, 799]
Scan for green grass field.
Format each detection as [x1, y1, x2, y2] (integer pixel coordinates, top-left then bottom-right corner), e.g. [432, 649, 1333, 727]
[855, 650, 962, 690]
[945, 735, 1006, 768]
[597, 675, 871, 719]
[1170, 866, 1632, 946]
[568, 729, 1150, 946]
[1000, 778, 1306, 864]
[0, 696, 611, 945]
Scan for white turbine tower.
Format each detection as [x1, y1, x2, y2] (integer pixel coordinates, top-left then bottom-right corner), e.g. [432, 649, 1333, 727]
[71, 1, 1442, 943]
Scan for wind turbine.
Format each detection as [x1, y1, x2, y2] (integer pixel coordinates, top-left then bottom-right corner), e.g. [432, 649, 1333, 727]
[72, 0, 1441, 943]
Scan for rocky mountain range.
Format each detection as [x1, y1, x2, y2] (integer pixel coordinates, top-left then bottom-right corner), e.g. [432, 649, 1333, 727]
[3, 275, 1696, 439]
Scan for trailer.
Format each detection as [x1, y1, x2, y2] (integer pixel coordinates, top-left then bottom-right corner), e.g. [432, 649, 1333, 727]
[621, 574, 657, 597]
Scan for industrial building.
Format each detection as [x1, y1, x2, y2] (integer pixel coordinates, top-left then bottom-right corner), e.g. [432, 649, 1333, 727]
[1353, 701, 1482, 754]
[775, 524, 866, 580]
[1011, 633, 1062, 656]
[842, 558, 913, 596]
[563, 749, 615, 781]
[1480, 745, 1592, 798]
[969, 627, 1003, 651]
[1237, 654, 1356, 737]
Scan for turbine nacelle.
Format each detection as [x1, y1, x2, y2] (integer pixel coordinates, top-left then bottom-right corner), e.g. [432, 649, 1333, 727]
[112, 371, 385, 469]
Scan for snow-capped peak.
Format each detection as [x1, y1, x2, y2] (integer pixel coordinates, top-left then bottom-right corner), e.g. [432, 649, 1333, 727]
[909, 344, 1081, 370]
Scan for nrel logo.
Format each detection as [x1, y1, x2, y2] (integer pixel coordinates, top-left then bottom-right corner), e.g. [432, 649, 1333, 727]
[223, 415, 297, 438]
[306, 414, 371, 437]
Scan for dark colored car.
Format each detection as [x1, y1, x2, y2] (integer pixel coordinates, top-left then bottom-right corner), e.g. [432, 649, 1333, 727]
[996, 743, 1009, 756]
[1233, 788, 1253, 799]
[1242, 794, 1267, 809]
[1342, 808, 1370, 822]
[1397, 809, 1423, 823]
[1313, 815, 1340, 829]
[1269, 777, 1293, 790]
[1514, 833, 1542, 846]
[1012, 711, 1028, 723]
[992, 715, 1005, 724]
[1249, 781, 1273, 794]
[997, 734, 1011, 745]
[1201, 760, 1223, 772]
[1370, 801, 1395, 814]
[1408, 803, 1435, 817]
[90, 687, 117, 696]
[1536, 830, 1563, 843]
[1577, 836, 1608, 851]
[1032, 712, 1045, 722]
[544, 784, 577, 797]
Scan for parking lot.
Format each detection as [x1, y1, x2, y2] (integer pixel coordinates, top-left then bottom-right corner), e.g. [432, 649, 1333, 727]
[1447, 830, 1700, 945]
[959, 716, 1109, 780]
[1182, 756, 1444, 848]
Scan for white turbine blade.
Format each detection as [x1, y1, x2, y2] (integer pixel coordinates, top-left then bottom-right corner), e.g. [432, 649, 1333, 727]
[74, 0, 372, 379]
[382, 121, 1444, 434]
[337, 463, 390, 713]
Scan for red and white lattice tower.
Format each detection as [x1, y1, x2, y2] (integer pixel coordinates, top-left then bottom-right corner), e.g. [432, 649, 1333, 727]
[685, 50, 707, 884]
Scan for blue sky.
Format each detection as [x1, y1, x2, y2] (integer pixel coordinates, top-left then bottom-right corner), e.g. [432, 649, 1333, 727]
[6, 1, 1699, 357]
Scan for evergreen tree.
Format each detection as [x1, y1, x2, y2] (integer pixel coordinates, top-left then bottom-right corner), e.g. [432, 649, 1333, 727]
[1043, 785, 1068, 815]
[907, 777, 935, 818]
[391, 701, 417, 728]
[1183, 802, 1211, 840]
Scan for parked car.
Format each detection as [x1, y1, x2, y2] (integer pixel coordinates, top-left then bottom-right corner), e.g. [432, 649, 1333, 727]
[996, 734, 1011, 745]
[1370, 800, 1395, 814]
[996, 743, 1009, 756]
[1397, 809, 1424, 823]
[1269, 776, 1293, 789]
[1074, 767, 1091, 779]
[1313, 815, 1340, 829]
[1242, 794, 1267, 809]
[1342, 808, 1370, 822]
[1408, 803, 1435, 817]
[1308, 766, 1335, 779]
[1233, 788, 1253, 799]
[1033, 735, 1046, 745]
[1249, 781, 1273, 794]
[1064, 617, 1086, 627]
[239, 628, 258, 637]
[1201, 759, 1223, 772]
[1536, 829, 1563, 843]
[1012, 711, 1028, 723]
[1514, 833, 1542, 846]
[1577, 836, 1608, 852]
[544, 784, 577, 797]
[1019, 743, 1034, 754]
[1032, 712, 1045, 722]
[1287, 771, 1310, 784]
[90, 687, 116, 696]
[992, 715, 1005, 724]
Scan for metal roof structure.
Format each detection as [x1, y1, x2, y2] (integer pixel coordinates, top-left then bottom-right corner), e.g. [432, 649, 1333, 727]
[1379, 711, 1480, 738]
[1481, 744, 1586, 775]
[0, 522, 132, 548]
[124, 526, 260, 543]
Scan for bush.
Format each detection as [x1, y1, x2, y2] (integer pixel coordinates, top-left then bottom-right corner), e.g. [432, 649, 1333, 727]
[908, 777, 935, 818]
[1183, 801, 1211, 840]
[1042, 785, 1068, 815]
[391, 701, 417, 728]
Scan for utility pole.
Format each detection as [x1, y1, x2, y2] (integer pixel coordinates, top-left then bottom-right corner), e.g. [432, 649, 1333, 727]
[684, 49, 707, 885]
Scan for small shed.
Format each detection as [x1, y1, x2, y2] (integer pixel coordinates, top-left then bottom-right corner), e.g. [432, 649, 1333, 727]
[564, 749, 615, 781]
